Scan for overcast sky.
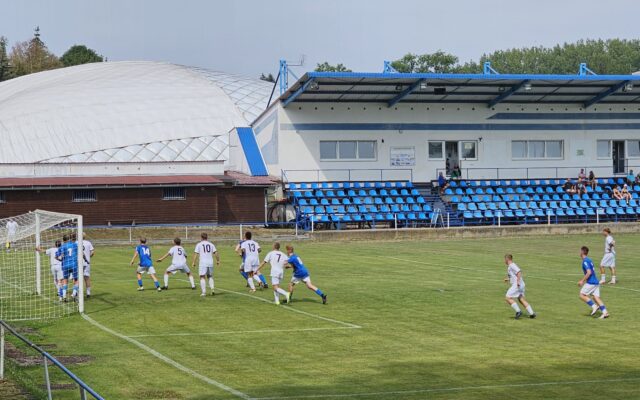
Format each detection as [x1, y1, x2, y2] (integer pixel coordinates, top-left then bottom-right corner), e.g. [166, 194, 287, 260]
[1, 0, 639, 78]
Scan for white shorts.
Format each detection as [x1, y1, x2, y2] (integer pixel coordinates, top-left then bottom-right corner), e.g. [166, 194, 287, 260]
[506, 284, 525, 298]
[50, 265, 63, 281]
[167, 264, 191, 274]
[7, 233, 16, 243]
[137, 266, 157, 275]
[271, 273, 284, 285]
[580, 283, 601, 297]
[600, 253, 616, 268]
[83, 264, 91, 277]
[199, 264, 213, 276]
[291, 276, 311, 285]
[243, 259, 259, 273]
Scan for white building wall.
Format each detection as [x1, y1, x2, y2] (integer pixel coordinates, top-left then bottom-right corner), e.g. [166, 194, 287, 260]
[256, 102, 640, 183]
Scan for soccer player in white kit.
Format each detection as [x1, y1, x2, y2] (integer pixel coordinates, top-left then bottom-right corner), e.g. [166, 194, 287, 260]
[81, 234, 95, 298]
[38, 240, 63, 299]
[238, 231, 265, 292]
[256, 242, 291, 304]
[503, 254, 536, 319]
[5, 219, 18, 252]
[599, 228, 617, 284]
[192, 233, 220, 297]
[157, 237, 195, 290]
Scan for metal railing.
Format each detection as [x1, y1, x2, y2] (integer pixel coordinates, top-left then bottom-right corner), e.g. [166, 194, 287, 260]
[437, 162, 640, 181]
[0, 320, 104, 400]
[282, 168, 413, 184]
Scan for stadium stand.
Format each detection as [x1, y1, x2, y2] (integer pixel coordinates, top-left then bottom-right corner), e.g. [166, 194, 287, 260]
[286, 181, 437, 230]
[441, 177, 639, 226]
[287, 177, 640, 230]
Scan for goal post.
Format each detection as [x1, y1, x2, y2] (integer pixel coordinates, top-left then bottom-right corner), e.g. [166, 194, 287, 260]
[0, 210, 84, 321]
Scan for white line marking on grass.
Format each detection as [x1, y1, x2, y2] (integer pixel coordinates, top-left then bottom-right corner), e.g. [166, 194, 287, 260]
[216, 287, 362, 329]
[252, 377, 640, 399]
[82, 314, 251, 400]
[127, 326, 359, 338]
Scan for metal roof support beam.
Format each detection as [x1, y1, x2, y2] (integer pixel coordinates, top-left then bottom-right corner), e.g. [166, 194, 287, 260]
[387, 79, 425, 107]
[583, 80, 631, 108]
[282, 78, 315, 108]
[487, 80, 530, 108]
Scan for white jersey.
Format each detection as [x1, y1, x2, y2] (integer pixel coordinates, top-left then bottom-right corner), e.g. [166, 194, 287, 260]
[604, 235, 615, 254]
[82, 240, 94, 265]
[45, 247, 62, 268]
[195, 240, 216, 266]
[6, 220, 17, 236]
[240, 240, 260, 262]
[264, 250, 288, 276]
[169, 245, 187, 266]
[507, 262, 524, 286]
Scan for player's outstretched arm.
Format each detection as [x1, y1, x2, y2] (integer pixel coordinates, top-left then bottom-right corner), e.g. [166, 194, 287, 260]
[156, 252, 170, 262]
[255, 260, 267, 274]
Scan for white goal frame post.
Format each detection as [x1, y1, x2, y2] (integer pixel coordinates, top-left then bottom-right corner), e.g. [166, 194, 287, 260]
[2, 209, 85, 315]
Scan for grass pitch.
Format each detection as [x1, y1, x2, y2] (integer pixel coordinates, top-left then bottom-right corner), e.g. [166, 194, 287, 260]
[4, 233, 640, 399]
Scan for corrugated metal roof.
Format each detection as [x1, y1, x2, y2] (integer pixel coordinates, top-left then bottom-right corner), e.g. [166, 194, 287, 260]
[0, 175, 224, 189]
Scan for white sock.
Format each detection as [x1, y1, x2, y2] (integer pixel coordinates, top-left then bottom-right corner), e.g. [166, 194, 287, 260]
[601, 274, 606, 281]
[200, 278, 206, 294]
[276, 288, 288, 296]
[612, 275, 617, 282]
[510, 303, 521, 312]
[525, 305, 534, 315]
[188, 275, 195, 288]
[274, 292, 280, 303]
[208, 277, 214, 290]
[248, 278, 255, 290]
[164, 274, 169, 287]
[86, 287, 91, 295]
[253, 275, 262, 283]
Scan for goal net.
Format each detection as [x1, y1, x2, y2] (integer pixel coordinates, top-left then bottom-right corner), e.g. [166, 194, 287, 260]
[0, 210, 84, 321]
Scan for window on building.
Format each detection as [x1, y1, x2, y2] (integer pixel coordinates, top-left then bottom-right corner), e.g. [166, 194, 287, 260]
[628, 140, 640, 158]
[511, 140, 563, 159]
[319, 141, 337, 160]
[428, 141, 444, 159]
[72, 190, 97, 203]
[0, 192, 5, 204]
[162, 187, 186, 200]
[597, 140, 611, 158]
[460, 141, 477, 159]
[320, 140, 377, 160]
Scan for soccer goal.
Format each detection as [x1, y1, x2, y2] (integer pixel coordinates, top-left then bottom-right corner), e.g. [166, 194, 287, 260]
[0, 210, 84, 321]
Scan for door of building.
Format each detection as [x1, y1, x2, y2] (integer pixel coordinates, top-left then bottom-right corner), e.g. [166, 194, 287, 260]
[612, 141, 625, 174]
[445, 141, 459, 175]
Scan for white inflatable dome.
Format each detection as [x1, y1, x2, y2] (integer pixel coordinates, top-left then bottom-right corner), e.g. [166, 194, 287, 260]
[0, 61, 274, 164]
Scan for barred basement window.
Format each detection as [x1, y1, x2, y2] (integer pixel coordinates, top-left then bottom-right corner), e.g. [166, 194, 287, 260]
[163, 187, 186, 200]
[72, 190, 97, 203]
[0, 192, 5, 204]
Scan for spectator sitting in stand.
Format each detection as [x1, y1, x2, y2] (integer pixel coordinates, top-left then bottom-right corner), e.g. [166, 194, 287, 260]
[612, 185, 623, 201]
[627, 170, 635, 185]
[578, 168, 586, 181]
[563, 178, 576, 194]
[588, 170, 597, 190]
[576, 178, 587, 195]
[621, 184, 632, 205]
[451, 165, 461, 180]
[437, 172, 450, 194]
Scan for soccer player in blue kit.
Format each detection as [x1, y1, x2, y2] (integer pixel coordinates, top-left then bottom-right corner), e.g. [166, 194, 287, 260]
[285, 245, 327, 304]
[130, 237, 162, 292]
[578, 246, 609, 319]
[56, 234, 79, 302]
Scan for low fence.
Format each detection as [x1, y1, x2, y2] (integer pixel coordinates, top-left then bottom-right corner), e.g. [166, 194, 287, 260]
[282, 168, 413, 184]
[437, 163, 640, 181]
[0, 320, 104, 400]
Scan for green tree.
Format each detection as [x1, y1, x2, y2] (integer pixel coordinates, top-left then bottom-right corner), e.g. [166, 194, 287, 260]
[60, 44, 103, 67]
[9, 27, 62, 77]
[315, 62, 352, 72]
[391, 51, 460, 73]
[0, 36, 11, 81]
[260, 72, 275, 83]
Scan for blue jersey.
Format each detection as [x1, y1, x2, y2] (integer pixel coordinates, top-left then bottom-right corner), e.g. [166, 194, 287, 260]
[288, 254, 309, 278]
[56, 241, 78, 270]
[582, 257, 599, 285]
[136, 245, 153, 267]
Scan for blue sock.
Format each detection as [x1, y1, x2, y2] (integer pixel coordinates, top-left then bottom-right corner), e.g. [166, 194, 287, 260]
[58, 287, 62, 297]
[259, 274, 268, 285]
[240, 271, 248, 280]
[137, 279, 143, 287]
[586, 300, 595, 307]
[315, 288, 324, 297]
[600, 305, 607, 312]
[154, 281, 160, 288]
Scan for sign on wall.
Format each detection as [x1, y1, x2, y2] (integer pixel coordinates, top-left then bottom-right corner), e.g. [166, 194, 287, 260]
[390, 147, 416, 166]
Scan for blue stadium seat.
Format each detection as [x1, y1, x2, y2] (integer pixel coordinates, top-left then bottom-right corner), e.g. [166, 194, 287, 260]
[468, 203, 478, 211]
[556, 209, 566, 217]
[364, 214, 374, 223]
[401, 205, 411, 212]
[458, 204, 467, 211]
[496, 188, 505, 194]
[411, 189, 420, 196]
[347, 206, 357, 213]
[391, 205, 401, 213]
[534, 209, 545, 217]
[321, 199, 330, 206]
[380, 205, 390, 213]
[384, 197, 394, 205]
[406, 197, 415, 204]
[342, 198, 351, 205]
[478, 203, 487, 211]
[374, 197, 383, 205]
[423, 204, 432, 212]
[488, 203, 497, 211]
[353, 214, 363, 222]
[416, 196, 426, 204]
[411, 204, 421, 212]
[566, 209, 576, 216]
[515, 210, 525, 218]
[475, 188, 485, 195]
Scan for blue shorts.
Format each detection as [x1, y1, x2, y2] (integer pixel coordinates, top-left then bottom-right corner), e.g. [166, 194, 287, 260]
[63, 267, 78, 281]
